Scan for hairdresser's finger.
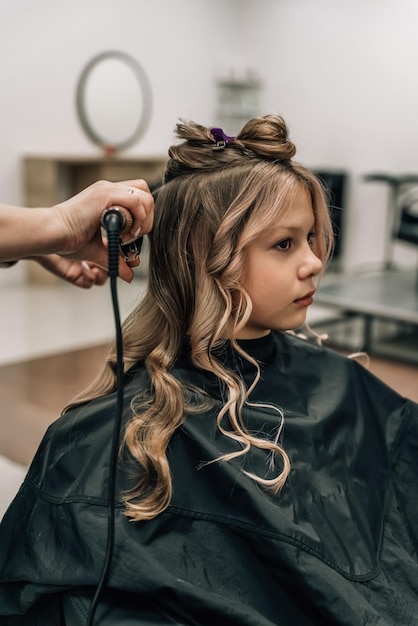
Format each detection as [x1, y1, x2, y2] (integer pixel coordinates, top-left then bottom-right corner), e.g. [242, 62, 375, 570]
[119, 179, 153, 194]
[86, 233, 135, 283]
[117, 258, 135, 283]
[115, 179, 155, 241]
[81, 261, 108, 286]
[84, 253, 134, 284]
[71, 231, 110, 270]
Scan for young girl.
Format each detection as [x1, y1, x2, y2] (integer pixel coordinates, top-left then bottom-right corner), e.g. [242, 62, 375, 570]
[0, 115, 417, 625]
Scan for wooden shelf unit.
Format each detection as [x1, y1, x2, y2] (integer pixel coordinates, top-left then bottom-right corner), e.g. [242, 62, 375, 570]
[22, 154, 166, 283]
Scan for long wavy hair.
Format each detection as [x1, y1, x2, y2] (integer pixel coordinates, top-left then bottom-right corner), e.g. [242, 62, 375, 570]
[71, 115, 334, 521]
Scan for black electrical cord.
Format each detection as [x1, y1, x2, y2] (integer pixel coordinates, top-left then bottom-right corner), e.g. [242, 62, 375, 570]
[86, 209, 127, 626]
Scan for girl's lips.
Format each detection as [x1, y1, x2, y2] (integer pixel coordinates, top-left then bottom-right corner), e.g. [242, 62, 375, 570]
[294, 290, 315, 306]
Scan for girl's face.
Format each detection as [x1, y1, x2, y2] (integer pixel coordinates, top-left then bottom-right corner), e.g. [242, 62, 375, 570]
[237, 186, 323, 339]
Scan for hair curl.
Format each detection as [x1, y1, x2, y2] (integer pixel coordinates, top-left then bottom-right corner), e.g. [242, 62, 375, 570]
[70, 115, 334, 521]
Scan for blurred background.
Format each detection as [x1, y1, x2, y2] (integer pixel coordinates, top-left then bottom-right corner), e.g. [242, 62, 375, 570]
[1, 0, 418, 514]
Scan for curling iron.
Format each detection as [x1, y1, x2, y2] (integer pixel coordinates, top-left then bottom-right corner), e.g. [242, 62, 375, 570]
[101, 206, 143, 270]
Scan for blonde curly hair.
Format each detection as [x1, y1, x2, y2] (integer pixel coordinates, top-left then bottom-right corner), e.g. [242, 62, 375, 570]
[70, 115, 334, 521]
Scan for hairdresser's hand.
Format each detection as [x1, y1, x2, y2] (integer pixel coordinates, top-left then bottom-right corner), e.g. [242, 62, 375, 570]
[31, 255, 108, 289]
[52, 179, 154, 282]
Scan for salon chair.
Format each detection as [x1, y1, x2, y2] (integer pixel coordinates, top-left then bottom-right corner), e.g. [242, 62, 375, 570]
[363, 173, 418, 270]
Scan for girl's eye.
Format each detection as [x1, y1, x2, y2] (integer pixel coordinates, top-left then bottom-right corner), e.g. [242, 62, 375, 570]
[275, 238, 292, 251]
[308, 232, 316, 249]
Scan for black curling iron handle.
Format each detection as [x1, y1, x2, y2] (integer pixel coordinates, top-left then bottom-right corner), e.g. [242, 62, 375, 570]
[100, 206, 133, 234]
[101, 207, 143, 269]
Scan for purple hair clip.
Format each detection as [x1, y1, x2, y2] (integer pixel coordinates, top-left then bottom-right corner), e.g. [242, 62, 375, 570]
[210, 127, 235, 150]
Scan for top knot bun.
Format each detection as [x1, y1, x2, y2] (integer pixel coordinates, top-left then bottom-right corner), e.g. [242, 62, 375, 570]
[236, 115, 296, 161]
[163, 114, 296, 183]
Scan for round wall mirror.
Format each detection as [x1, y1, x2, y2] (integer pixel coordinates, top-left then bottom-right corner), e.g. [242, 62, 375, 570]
[76, 50, 152, 154]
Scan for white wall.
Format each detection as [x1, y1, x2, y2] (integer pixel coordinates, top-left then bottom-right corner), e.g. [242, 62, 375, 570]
[0, 0, 244, 284]
[1, 0, 418, 286]
[248, 0, 418, 269]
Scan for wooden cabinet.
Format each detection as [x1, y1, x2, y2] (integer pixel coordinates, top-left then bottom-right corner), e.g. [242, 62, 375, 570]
[23, 155, 166, 283]
[23, 155, 166, 206]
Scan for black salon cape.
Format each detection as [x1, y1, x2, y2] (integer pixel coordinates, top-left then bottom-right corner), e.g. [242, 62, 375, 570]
[0, 331, 417, 625]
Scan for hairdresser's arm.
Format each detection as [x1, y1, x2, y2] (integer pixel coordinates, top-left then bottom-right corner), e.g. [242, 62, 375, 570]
[0, 179, 154, 283]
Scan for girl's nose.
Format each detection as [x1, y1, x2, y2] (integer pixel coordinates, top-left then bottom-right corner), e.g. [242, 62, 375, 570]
[299, 246, 323, 279]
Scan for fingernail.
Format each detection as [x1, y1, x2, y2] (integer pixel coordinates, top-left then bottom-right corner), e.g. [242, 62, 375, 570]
[81, 261, 90, 272]
[133, 226, 142, 238]
[124, 235, 141, 245]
